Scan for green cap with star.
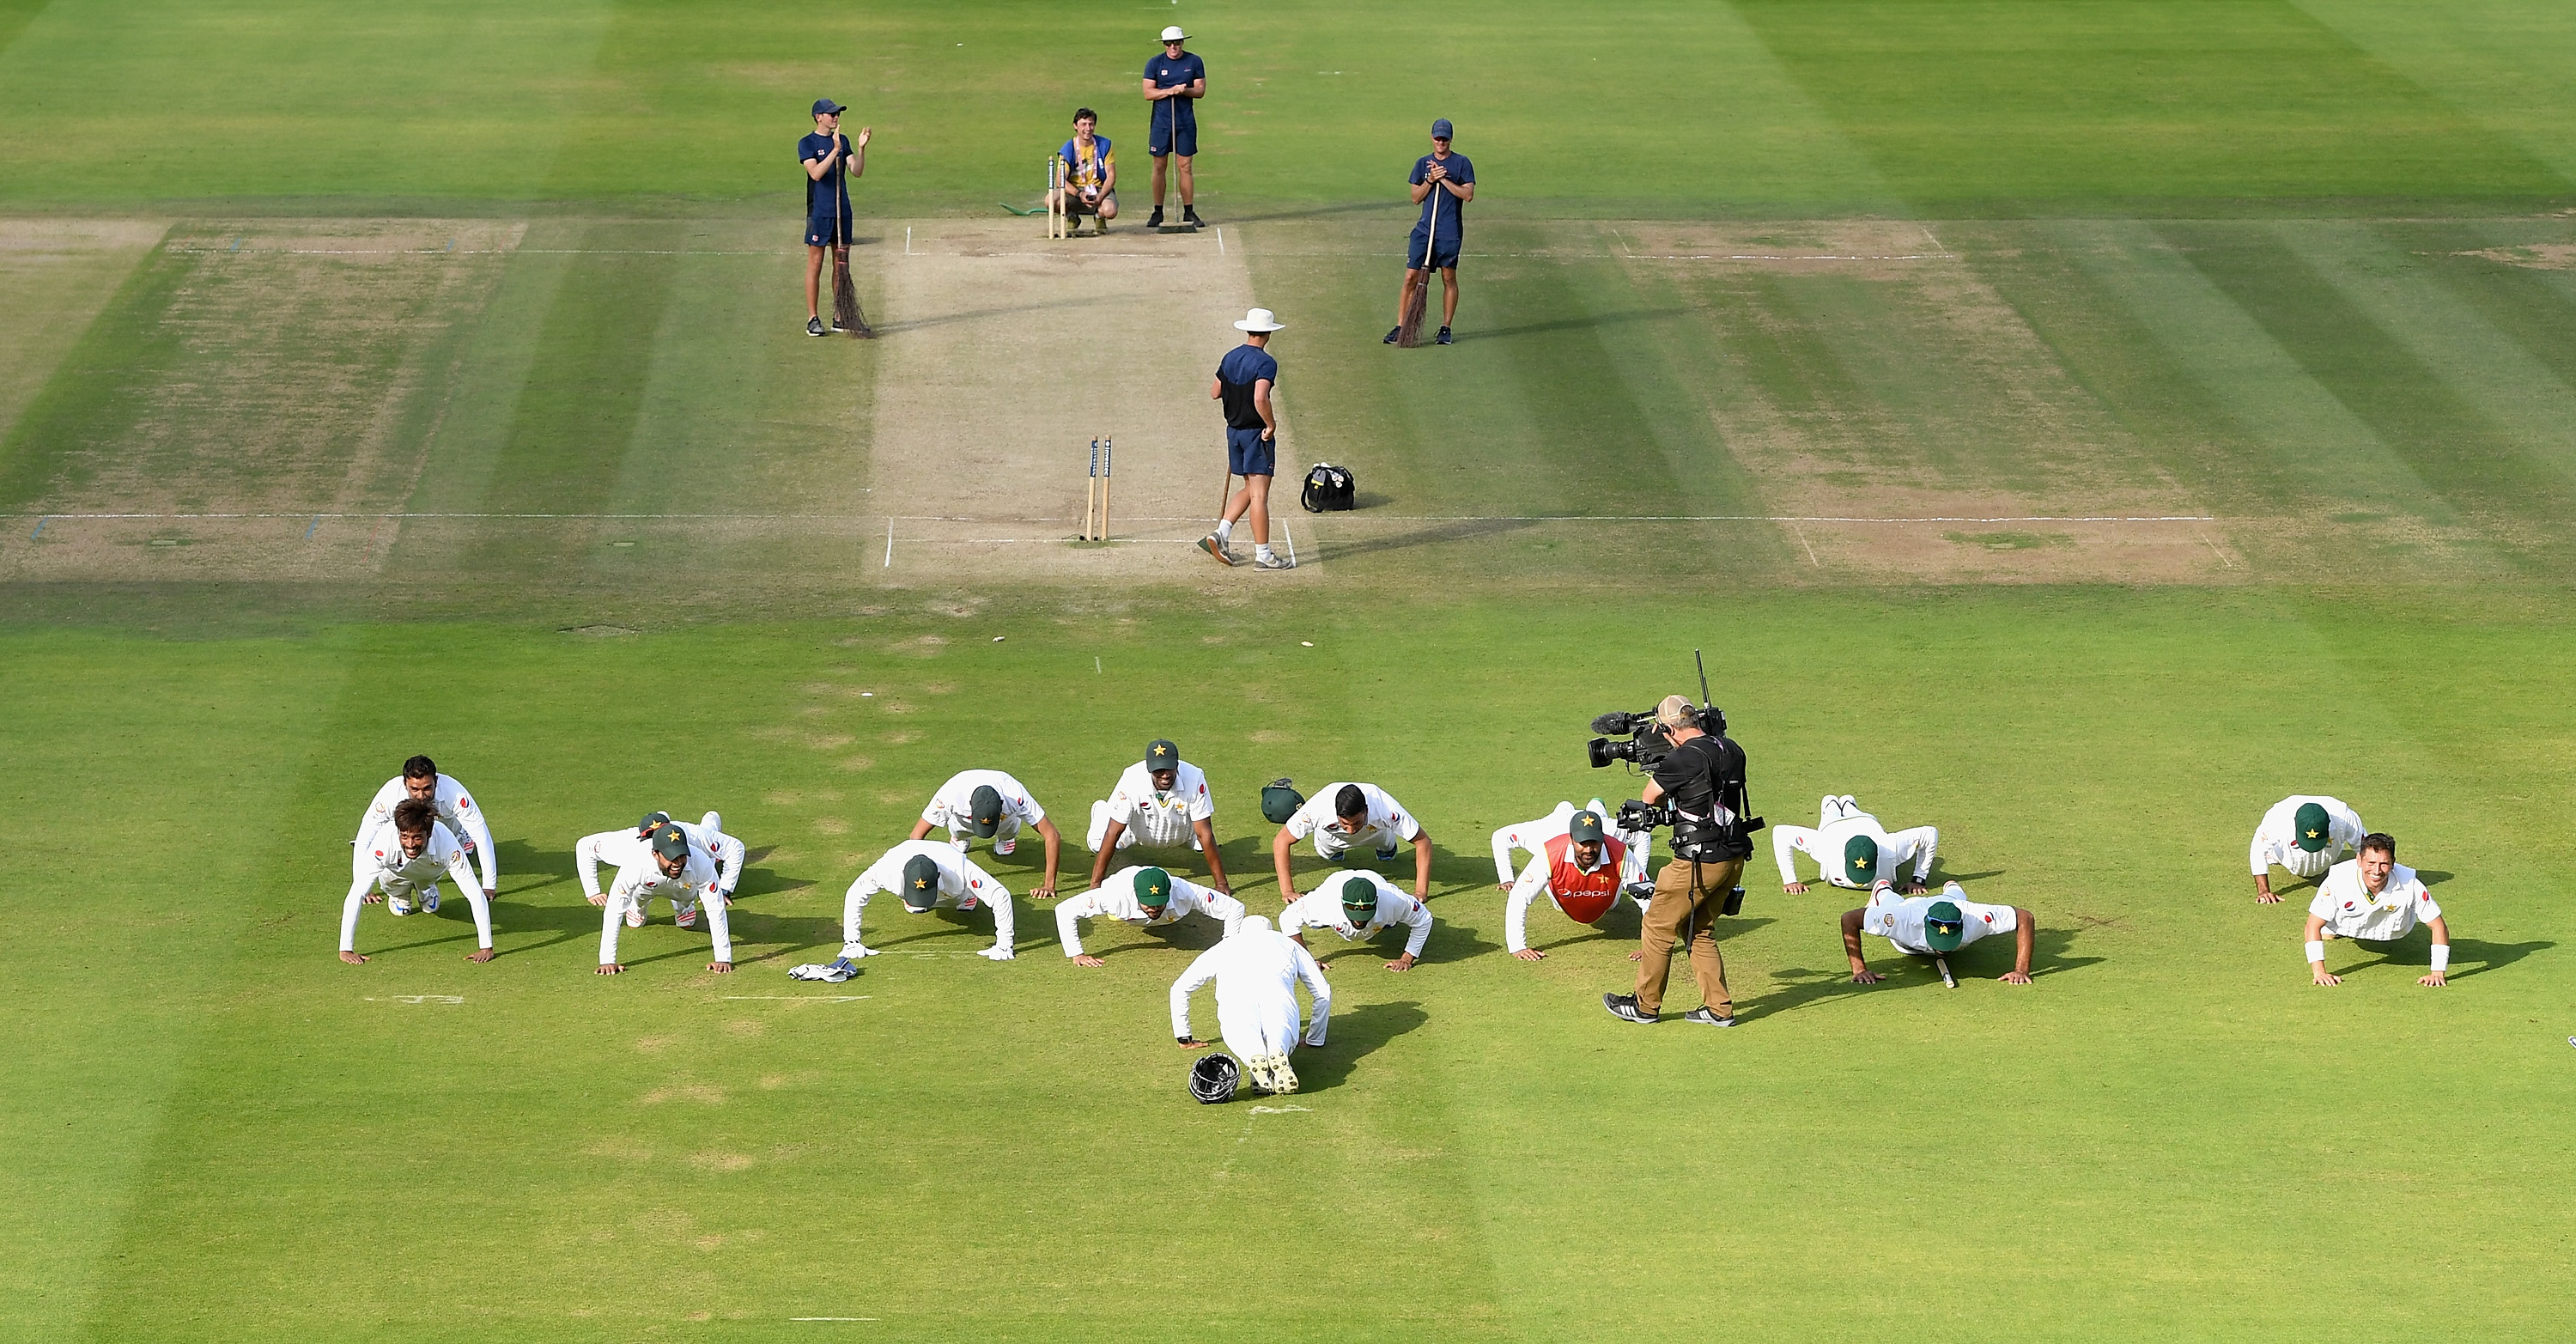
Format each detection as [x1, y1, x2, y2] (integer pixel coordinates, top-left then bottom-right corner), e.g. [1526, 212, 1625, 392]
[2292, 801, 2331, 853]
[650, 824, 691, 861]
[1340, 872, 1380, 916]
[1145, 739, 1181, 771]
[901, 854, 942, 912]
[1134, 867, 1174, 909]
[1568, 809, 1607, 844]
[1923, 899, 1966, 952]
[967, 784, 1005, 837]
[1844, 834, 1880, 886]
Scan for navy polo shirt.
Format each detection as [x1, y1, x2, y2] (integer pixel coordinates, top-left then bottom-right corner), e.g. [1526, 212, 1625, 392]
[1145, 50, 1205, 125]
[1216, 344, 1278, 429]
[1409, 152, 1474, 237]
[799, 132, 854, 221]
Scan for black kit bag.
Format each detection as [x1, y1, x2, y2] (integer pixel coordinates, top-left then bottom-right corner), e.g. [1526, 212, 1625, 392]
[1300, 463, 1355, 513]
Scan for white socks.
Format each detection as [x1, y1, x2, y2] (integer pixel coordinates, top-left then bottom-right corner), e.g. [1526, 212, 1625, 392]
[1214, 520, 1233, 544]
[1255, 545, 1275, 563]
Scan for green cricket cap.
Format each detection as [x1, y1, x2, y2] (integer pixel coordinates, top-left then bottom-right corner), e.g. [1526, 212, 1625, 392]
[1135, 867, 1173, 908]
[635, 810, 672, 836]
[1261, 779, 1304, 824]
[650, 824, 691, 861]
[2292, 802, 2331, 853]
[1340, 873, 1380, 915]
[1568, 809, 1607, 844]
[1923, 899, 1966, 952]
[1145, 739, 1181, 771]
[967, 784, 1005, 836]
[901, 854, 942, 911]
[1844, 835, 1880, 886]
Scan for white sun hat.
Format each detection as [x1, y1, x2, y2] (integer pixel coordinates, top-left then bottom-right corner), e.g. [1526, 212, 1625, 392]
[1233, 307, 1285, 332]
[1161, 25, 1187, 40]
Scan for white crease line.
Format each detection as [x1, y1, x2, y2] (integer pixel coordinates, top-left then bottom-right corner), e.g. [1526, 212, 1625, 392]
[1790, 522, 1820, 566]
[722, 996, 871, 1002]
[1, 512, 2221, 524]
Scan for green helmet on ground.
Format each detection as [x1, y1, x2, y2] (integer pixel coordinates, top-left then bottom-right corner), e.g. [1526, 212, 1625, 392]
[901, 854, 942, 912]
[1261, 778, 1304, 824]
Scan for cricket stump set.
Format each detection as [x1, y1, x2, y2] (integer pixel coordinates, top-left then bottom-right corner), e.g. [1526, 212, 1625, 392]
[1083, 437, 1115, 541]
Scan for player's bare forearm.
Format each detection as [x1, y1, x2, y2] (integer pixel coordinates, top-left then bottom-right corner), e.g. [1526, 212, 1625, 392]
[1840, 909, 1880, 982]
[2254, 873, 2277, 903]
[1087, 821, 1121, 890]
[908, 818, 935, 842]
[2007, 911, 2035, 983]
[1036, 818, 1063, 899]
[1272, 829, 1297, 900]
[1413, 831, 1434, 897]
[1195, 819, 1230, 891]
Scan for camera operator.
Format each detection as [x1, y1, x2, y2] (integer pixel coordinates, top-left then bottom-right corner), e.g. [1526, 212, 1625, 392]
[1604, 695, 1753, 1027]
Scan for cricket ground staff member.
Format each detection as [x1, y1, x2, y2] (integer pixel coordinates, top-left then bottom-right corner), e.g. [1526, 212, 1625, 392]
[909, 769, 1062, 897]
[1140, 26, 1206, 229]
[1606, 696, 1755, 1026]
[1774, 794, 1936, 894]
[341, 799, 492, 964]
[825, 840, 1015, 972]
[576, 810, 747, 921]
[1280, 870, 1432, 970]
[1172, 915, 1330, 1096]
[1384, 119, 1475, 346]
[2251, 794, 2366, 903]
[1273, 781, 1433, 901]
[1049, 108, 1118, 231]
[1056, 865, 1245, 965]
[1201, 308, 1290, 569]
[2306, 833, 2450, 987]
[1843, 879, 2034, 985]
[355, 755, 496, 903]
[1087, 738, 1229, 891]
[1505, 808, 1649, 959]
[799, 98, 870, 337]
[597, 824, 734, 976]
[1492, 796, 1650, 894]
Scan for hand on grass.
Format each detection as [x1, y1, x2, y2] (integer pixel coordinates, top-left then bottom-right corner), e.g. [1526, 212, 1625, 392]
[2419, 970, 2447, 987]
[2257, 891, 2282, 904]
[361, 892, 384, 905]
[2001, 970, 2032, 985]
[1627, 949, 1644, 962]
[1513, 948, 1545, 961]
[1783, 882, 1807, 895]
[1072, 953, 1105, 968]
[467, 948, 495, 964]
[2311, 966, 2341, 986]
[1030, 882, 1056, 901]
[339, 950, 367, 965]
[587, 893, 607, 907]
[1178, 1037, 1209, 1049]
[597, 963, 625, 976]
[708, 961, 733, 975]
[1385, 953, 1416, 972]
[1850, 968, 1880, 984]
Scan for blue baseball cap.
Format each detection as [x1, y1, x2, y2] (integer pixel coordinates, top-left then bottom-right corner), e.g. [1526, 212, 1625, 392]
[813, 98, 846, 117]
[1431, 118, 1454, 138]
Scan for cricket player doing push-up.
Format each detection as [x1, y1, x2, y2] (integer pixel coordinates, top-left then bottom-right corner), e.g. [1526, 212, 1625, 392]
[1504, 807, 1650, 960]
[354, 755, 497, 904]
[823, 840, 1015, 974]
[1842, 879, 2035, 986]
[1086, 738, 1229, 892]
[341, 798, 492, 964]
[1172, 915, 1330, 1096]
[2251, 794, 2366, 904]
[911, 769, 1062, 898]
[576, 810, 746, 925]
[1055, 865, 1244, 966]
[2306, 832, 2451, 987]
[1493, 797, 1651, 895]
[597, 824, 734, 976]
[1775, 794, 1936, 894]
[1280, 870, 1433, 971]
[1273, 781, 1433, 902]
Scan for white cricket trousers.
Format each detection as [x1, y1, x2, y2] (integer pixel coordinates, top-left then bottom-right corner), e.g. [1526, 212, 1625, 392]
[1218, 992, 1301, 1061]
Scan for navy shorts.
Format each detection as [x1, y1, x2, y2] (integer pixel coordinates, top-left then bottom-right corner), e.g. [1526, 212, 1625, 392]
[1150, 114, 1198, 158]
[806, 215, 847, 247]
[1406, 228, 1461, 271]
[1227, 426, 1274, 477]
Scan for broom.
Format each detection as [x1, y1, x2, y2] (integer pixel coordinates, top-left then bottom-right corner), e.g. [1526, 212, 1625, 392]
[833, 127, 873, 338]
[1395, 161, 1440, 348]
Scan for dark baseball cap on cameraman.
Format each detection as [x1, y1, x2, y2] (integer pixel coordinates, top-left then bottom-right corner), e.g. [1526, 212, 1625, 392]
[1568, 809, 1607, 844]
[812, 98, 846, 116]
[1146, 739, 1181, 770]
[968, 784, 1005, 836]
[651, 824, 691, 861]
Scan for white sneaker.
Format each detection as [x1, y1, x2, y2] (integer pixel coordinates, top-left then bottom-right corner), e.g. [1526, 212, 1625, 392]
[386, 891, 414, 916]
[1268, 1053, 1299, 1094]
[1255, 551, 1294, 569]
[950, 836, 970, 852]
[624, 903, 647, 928]
[422, 885, 441, 915]
[994, 836, 1018, 856]
[675, 902, 700, 929]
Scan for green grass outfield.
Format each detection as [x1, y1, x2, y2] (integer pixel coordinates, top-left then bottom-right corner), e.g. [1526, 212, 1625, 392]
[5, 0, 2576, 1339]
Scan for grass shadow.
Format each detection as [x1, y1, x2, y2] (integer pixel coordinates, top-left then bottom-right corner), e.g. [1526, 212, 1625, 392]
[1291, 1000, 1428, 1092]
[1457, 308, 1688, 343]
[2348, 933, 2550, 981]
[1312, 517, 1542, 563]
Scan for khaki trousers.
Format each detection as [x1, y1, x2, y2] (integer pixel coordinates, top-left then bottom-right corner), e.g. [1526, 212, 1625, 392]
[1634, 857, 1742, 1015]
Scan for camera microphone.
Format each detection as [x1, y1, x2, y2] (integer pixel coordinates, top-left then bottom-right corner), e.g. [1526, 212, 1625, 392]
[1589, 711, 1638, 736]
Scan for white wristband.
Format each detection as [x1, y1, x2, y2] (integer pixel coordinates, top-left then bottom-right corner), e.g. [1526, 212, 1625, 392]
[2305, 940, 2326, 964]
[2430, 945, 2450, 973]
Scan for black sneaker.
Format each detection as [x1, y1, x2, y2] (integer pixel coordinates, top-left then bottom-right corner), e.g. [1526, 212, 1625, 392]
[1436, 326, 1453, 345]
[1182, 206, 1204, 228]
[1680, 1006, 1739, 1027]
[1382, 327, 1401, 345]
[1602, 993, 1656, 1024]
[1146, 207, 1165, 228]
[805, 317, 826, 338]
